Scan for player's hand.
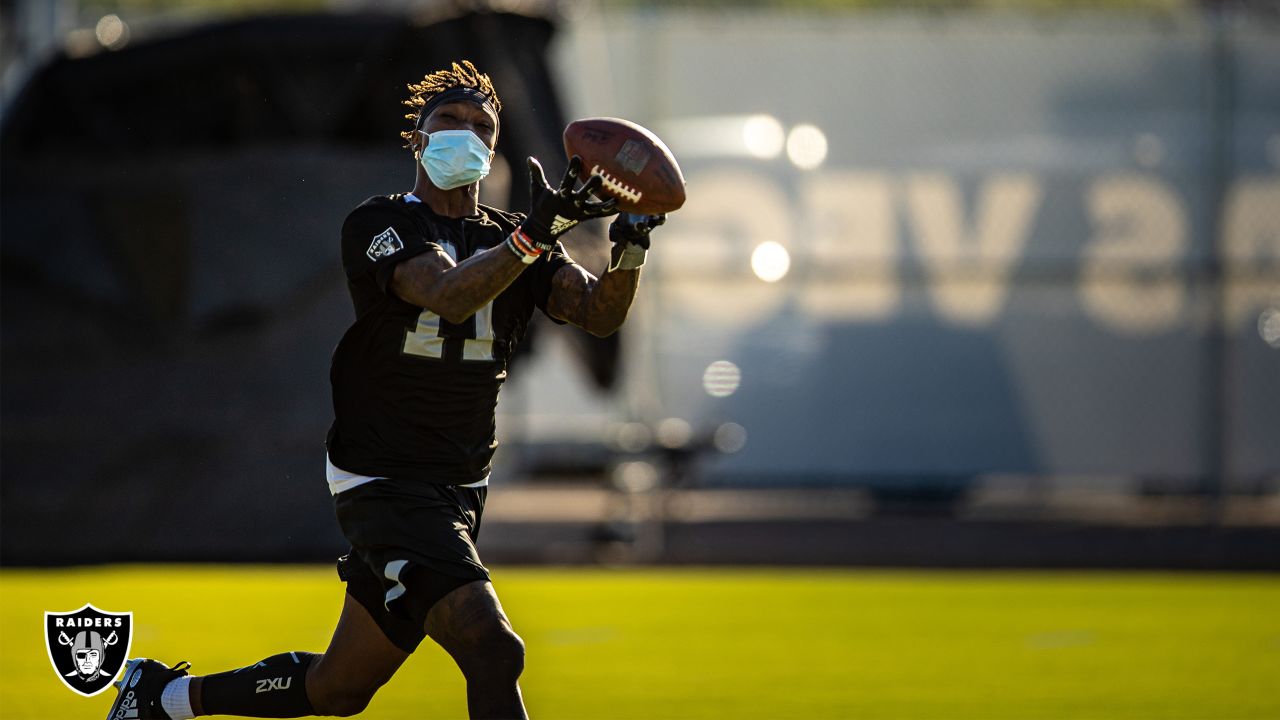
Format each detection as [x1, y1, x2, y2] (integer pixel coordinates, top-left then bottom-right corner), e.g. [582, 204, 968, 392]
[606, 212, 663, 272]
[609, 212, 666, 250]
[521, 155, 618, 250]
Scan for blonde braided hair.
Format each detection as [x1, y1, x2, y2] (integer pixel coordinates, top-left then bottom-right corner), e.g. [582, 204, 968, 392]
[399, 60, 502, 149]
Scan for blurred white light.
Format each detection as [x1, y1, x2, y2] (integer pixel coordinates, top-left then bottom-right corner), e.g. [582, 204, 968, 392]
[1133, 133, 1164, 168]
[702, 360, 741, 398]
[655, 417, 693, 449]
[613, 422, 652, 453]
[1259, 307, 1280, 348]
[786, 124, 828, 170]
[613, 460, 658, 493]
[751, 241, 791, 283]
[712, 422, 748, 454]
[742, 115, 785, 159]
[95, 14, 129, 50]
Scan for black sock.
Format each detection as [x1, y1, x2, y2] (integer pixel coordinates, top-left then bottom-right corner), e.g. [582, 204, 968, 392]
[198, 652, 318, 718]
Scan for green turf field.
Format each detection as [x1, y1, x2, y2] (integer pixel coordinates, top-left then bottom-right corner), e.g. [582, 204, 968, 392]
[1, 566, 1277, 719]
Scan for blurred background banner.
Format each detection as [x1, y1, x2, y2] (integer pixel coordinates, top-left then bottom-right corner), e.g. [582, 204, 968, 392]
[2, 0, 1278, 567]
[558, 8, 1280, 484]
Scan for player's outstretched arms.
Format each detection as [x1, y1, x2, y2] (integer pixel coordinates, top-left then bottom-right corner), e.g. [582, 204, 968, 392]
[547, 212, 665, 337]
[391, 245, 525, 323]
[390, 156, 618, 322]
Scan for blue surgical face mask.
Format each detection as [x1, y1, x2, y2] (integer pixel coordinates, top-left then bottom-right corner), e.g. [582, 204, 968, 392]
[419, 129, 494, 190]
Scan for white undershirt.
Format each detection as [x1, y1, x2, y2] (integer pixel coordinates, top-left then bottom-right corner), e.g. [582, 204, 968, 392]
[326, 454, 488, 495]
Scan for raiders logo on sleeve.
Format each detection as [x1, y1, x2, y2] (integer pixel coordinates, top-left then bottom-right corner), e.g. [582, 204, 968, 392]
[366, 227, 405, 261]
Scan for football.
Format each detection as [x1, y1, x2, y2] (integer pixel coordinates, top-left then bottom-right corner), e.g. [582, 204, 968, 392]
[563, 117, 686, 215]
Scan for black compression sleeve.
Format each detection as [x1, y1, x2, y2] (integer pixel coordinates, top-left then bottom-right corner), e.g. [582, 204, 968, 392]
[197, 652, 317, 718]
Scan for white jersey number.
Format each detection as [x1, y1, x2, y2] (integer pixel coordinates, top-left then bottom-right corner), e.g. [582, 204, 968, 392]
[402, 241, 496, 361]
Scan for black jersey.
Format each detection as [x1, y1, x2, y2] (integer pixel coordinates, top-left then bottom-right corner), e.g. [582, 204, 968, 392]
[326, 194, 572, 485]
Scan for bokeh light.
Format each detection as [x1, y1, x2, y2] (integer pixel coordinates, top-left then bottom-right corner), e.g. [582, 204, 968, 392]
[742, 115, 785, 159]
[786, 123, 828, 169]
[655, 417, 693, 449]
[613, 422, 652, 453]
[712, 422, 748, 454]
[702, 360, 742, 398]
[751, 241, 791, 282]
[613, 460, 658, 493]
[1259, 307, 1280, 348]
[95, 14, 130, 50]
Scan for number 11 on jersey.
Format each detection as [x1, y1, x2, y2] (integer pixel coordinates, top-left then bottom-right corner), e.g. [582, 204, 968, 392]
[402, 241, 496, 362]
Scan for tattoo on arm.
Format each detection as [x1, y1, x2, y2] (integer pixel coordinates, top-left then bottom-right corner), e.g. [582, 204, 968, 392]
[391, 243, 526, 323]
[548, 264, 641, 337]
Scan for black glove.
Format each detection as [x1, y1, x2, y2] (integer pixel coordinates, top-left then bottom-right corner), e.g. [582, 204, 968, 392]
[519, 155, 618, 251]
[609, 212, 666, 250]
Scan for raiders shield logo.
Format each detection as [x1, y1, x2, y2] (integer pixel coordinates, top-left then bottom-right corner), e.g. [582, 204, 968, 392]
[45, 604, 133, 697]
[366, 226, 404, 261]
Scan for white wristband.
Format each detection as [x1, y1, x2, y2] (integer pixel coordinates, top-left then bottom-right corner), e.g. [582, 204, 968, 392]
[608, 242, 647, 272]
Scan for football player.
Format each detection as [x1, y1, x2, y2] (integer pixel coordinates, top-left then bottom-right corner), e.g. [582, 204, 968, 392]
[106, 60, 664, 720]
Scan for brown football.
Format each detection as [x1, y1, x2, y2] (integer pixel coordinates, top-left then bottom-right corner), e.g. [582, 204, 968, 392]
[563, 117, 686, 215]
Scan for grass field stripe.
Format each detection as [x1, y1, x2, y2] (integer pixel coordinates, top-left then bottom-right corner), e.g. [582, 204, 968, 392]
[7, 567, 1278, 718]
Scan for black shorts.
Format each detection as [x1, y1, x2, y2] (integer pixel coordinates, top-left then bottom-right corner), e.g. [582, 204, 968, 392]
[333, 477, 490, 653]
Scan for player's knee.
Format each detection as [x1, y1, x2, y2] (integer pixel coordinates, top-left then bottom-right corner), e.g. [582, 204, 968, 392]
[495, 628, 526, 677]
[314, 685, 376, 717]
[460, 626, 525, 683]
[308, 668, 380, 718]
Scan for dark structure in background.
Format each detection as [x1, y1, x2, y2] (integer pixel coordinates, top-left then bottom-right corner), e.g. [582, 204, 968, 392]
[5, 8, 1278, 572]
[1, 10, 618, 565]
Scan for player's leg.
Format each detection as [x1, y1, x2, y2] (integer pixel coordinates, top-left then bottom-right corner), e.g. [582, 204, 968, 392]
[333, 478, 519, 718]
[187, 591, 408, 717]
[105, 587, 408, 720]
[425, 579, 528, 720]
[301, 592, 408, 715]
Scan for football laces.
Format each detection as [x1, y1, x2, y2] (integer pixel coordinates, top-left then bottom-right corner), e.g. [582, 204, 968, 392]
[590, 165, 642, 205]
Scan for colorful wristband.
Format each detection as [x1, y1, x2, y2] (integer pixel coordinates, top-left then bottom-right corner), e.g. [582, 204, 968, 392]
[506, 229, 543, 265]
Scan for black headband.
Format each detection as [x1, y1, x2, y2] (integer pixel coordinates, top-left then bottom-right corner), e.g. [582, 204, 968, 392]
[415, 87, 499, 131]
